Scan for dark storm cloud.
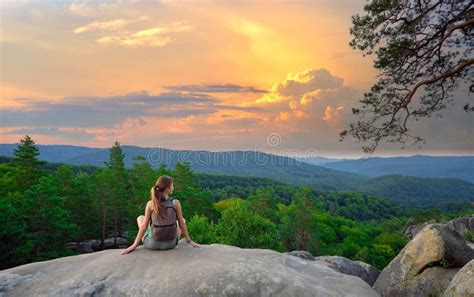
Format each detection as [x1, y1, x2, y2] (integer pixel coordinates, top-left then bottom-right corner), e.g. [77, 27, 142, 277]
[0, 90, 262, 128]
[0, 127, 100, 141]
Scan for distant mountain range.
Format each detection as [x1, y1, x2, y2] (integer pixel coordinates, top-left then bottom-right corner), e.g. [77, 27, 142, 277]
[1, 143, 473, 207]
[0, 143, 367, 190]
[309, 155, 474, 183]
[350, 174, 474, 207]
[285, 156, 344, 165]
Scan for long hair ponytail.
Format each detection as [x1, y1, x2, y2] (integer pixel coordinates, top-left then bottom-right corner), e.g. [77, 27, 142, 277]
[150, 175, 174, 220]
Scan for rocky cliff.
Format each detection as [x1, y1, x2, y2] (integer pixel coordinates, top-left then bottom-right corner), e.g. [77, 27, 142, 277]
[0, 240, 378, 297]
[2, 220, 473, 297]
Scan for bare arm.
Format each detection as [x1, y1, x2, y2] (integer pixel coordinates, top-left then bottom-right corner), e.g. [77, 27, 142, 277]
[174, 199, 191, 242]
[175, 199, 199, 247]
[121, 201, 151, 254]
[133, 201, 151, 246]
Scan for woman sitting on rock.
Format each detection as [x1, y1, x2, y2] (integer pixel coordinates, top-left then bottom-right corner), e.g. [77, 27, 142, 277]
[121, 175, 200, 254]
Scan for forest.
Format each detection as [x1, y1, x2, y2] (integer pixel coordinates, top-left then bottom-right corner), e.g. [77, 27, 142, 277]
[1, 135, 473, 270]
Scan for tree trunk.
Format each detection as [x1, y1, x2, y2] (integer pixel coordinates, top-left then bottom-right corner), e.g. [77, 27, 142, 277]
[114, 216, 118, 246]
[101, 209, 106, 249]
[298, 229, 307, 251]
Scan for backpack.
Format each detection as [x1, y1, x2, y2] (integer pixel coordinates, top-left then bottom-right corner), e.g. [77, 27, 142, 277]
[150, 198, 177, 241]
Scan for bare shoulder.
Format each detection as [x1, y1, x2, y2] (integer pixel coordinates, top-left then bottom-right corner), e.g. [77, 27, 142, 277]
[173, 198, 180, 206]
[146, 200, 153, 210]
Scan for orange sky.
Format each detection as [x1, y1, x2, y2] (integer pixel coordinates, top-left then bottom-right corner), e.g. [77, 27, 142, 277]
[1, 0, 472, 157]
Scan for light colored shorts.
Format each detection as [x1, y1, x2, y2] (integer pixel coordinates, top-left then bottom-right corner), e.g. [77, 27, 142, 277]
[142, 226, 178, 250]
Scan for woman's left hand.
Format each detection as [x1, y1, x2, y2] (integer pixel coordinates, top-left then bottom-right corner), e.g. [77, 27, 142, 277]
[121, 244, 137, 255]
[189, 240, 200, 248]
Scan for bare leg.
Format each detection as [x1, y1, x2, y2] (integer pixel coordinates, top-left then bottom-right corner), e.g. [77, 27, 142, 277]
[137, 215, 144, 228]
[137, 215, 146, 244]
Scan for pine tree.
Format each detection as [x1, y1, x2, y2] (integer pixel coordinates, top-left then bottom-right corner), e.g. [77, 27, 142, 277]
[104, 142, 132, 243]
[174, 161, 198, 190]
[92, 168, 115, 248]
[13, 135, 45, 189]
[127, 155, 156, 237]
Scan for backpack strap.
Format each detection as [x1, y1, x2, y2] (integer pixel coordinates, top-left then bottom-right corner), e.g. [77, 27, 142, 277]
[166, 198, 177, 212]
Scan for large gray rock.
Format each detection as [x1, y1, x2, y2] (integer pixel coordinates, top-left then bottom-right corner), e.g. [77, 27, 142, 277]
[446, 215, 474, 239]
[0, 241, 379, 297]
[403, 219, 436, 239]
[444, 260, 474, 297]
[403, 215, 474, 240]
[66, 239, 100, 253]
[67, 237, 129, 254]
[373, 223, 474, 296]
[381, 267, 458, 297]
[103, 236, 128, 248]
[313, 256, 380, 286]
[468, 242, 474, 250]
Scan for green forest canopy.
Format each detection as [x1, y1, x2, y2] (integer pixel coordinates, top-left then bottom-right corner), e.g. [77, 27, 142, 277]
[1, 135, 472, 271]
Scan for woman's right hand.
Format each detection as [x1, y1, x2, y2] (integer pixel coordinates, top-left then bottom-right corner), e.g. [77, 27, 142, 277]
[121, 244, 137, 255]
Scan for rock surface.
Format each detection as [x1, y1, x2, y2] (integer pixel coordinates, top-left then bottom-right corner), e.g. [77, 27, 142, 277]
[285, 250, 315, 261]
[403, 215, 474, 239]
[0, 241, 379, 297]
[284, 251, 379, 286]
[443, 260, 474, 297]
[373, 223, 474, 296]
[313, 256, 380, 286]
[381, 266, 458, 297]
[403, 219, 436, 239]
[468, 242, 474, 250]
[446, 214, 474, 237]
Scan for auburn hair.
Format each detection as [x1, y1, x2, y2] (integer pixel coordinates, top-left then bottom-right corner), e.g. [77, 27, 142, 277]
[150, 175, 173, 220]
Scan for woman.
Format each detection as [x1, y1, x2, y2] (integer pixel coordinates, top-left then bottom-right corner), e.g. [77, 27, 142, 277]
[121, 175, 200, 255]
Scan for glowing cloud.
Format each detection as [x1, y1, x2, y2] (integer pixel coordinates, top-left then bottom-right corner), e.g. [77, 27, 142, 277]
[254, 68, 344, 106]
[322, 105, 344, 122]
[275, 69, 343, 97]
[95, 21, 192, 48]
[73, 16, 150, 34]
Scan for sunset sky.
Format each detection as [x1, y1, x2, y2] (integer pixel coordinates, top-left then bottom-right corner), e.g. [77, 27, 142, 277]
[1, 0, 472, 158]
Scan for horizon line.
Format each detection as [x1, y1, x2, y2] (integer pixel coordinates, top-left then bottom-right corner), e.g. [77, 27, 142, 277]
[1, 142, 473, 160]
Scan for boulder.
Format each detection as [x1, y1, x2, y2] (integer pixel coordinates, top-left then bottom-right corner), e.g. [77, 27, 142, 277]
[66, 239, 101, 253]
[0, 241, 379, 297]
[285, 251, 379, 286]
[67, 237, 129, 254]
[446, 215, 474, 239]
[403, 218, 436, 239]
[382, 267, 458, 297]
[103, 237, 128, 249]
[403, 215, 474, 240]
[313, 256, 380, 286]
[285, 250, 315, 261]
[373, 223, 474, 296]
[443, 260, 474, 297]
